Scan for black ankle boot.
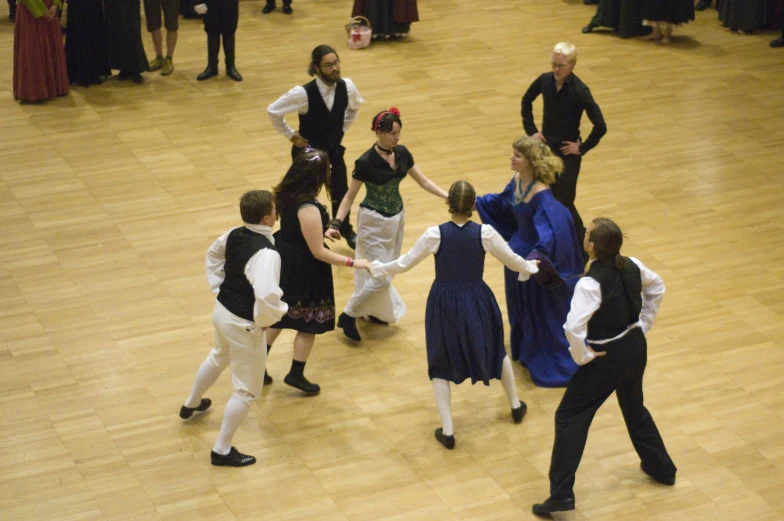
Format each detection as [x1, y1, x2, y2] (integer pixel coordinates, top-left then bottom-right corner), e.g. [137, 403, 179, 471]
[434, 428, 455, 449]
[197, 34, 220, 80]
[283, 372, 321, 394]
[338, 312, 361, 341]
[262, 1, 275, 13]
[532, 497, 575, 515]
[223, 34, 242, 81]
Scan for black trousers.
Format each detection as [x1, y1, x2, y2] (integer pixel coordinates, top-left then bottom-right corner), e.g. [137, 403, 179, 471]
[551, 153, 586, 259]
[203, 0, 238, 36]
[548, 328, 676, 499]
[291, 144, 353, 236]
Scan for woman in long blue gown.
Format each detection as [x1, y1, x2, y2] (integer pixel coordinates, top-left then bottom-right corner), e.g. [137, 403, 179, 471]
[476, 137, 583, 387]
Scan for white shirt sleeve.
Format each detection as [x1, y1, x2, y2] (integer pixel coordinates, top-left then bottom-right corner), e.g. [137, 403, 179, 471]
[343, 79, 363, 133]
[369, 226, 441, 277]
[564, 277, 602, 365]
[481, 225, 539, 281]
[629, 257, 665, 334]
[205, 231, 231, 294]
[244, 248, 289, 327]
[267, 85, 309, 140]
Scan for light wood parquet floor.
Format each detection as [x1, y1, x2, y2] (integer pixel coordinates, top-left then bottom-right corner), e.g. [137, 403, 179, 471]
[1, 0, 784, 520]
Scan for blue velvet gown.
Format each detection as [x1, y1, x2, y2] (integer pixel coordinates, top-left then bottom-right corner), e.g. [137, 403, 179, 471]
[476, 177, 583, 387]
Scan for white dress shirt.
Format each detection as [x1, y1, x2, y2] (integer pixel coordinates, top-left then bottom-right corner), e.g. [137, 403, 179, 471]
[267, 76, 363, 140]
[206, 223, 289, 328]
[369, 222, 539, 280]
[564, 257, 665, 366]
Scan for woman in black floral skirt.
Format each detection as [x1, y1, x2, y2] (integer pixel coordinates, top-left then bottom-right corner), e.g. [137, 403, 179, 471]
[266, 149, 370, 394]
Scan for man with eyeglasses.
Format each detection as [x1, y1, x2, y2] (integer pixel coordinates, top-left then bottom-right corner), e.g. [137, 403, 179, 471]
[521, 42, 606, 263]
[267, 45, 364, 250]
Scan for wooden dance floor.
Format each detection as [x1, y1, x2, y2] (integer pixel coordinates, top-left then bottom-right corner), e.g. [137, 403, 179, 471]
[1, 0, 783, 519]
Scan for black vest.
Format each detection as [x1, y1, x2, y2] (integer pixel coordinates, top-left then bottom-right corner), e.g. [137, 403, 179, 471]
[585, 258, 642, 341]
[217, 227, 275, 322]
[298, 79, 348, 154]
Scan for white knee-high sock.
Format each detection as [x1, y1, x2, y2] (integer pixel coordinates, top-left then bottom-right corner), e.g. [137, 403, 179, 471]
[500, 356, 521, 409]
[431, 378, 454, 436]
[184, 360, 221, 408]
[212, 396, 250, 455]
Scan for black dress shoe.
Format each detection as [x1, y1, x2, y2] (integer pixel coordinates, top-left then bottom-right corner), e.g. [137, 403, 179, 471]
[337, 312, 361, 341]
[261, 2, 275, 13]
[583, 0, 597, 4]
[179, 398, 212, 419]
[512, 401, 527, 424]
[283, 372, 321, 394]
[434, 428, 455, 449]
[582, 23, 597, 33]
[344, 229, 357, 250]
[264, 370, 273, 384]
[226, 66, 242, 82]
[770, 36, 784, 48]
[197, 64, 219, 81]
[210, 447, 256, 467]
[130, 74, 144, 84]
[640, 462, 676, 486]
[695, 0, 711, 10]
[282, 3, 292, 14]
[367, 315, 388, 325]
[532, 497, 575, 516]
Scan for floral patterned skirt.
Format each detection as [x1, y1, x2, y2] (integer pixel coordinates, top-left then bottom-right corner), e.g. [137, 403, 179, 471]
[271, 238, 335, 334]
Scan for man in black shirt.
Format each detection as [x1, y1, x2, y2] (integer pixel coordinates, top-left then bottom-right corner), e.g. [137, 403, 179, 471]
[521, 42, 606, 262]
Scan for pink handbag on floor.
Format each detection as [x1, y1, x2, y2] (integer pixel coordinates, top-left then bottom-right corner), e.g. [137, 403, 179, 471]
[346, 16, 372, 49]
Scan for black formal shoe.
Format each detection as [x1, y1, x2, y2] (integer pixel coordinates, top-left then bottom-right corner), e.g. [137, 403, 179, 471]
[283, 372, 321, 394]
[264, 370, 273, 384]
[583, 0, 597, 4]
[367, 315, 388, 325]
[582, 23, 597, 33]
[261, 1, 275, 13]
[695, 0, 711, 10]
[512, 401, 527, 424]
[343, 229, 357, 250]
[532, 497, 575, 516]
[282, 3, 292, 14]
[434, 428, 455, 449]
[179, 398, 212, 419]
[130, 74, 144, 84]
[770, 36, 784, 48]
[226, 66, 242, 82]
[337, 313, 361, 341]
[197, 64, 219, 81]
[636, 25, 654, 37]
[210, 447, 256, 467]
[640, 462, 676, 486]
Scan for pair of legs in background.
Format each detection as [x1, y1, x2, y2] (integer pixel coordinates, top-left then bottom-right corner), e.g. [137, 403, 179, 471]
[197, 0, 242, 81]
[143, 0, 178, 75]
[181, 302, 265, 467]
[550, 153, 587, 263]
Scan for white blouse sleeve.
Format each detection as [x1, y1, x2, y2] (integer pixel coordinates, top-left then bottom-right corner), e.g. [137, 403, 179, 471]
[369, 226, 441, 278]
[205, 231, 231, 294]
[267, 85, 308, 140]
[563, 277, 602, 365]
[629, 257, 665, 334]
[245, 248, 289, 328]
[343, 78, 363, 133]
[481, 225, 539, 281]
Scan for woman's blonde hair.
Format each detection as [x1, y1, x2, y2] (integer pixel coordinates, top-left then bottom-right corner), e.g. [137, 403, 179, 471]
[513, 136, 564, 185]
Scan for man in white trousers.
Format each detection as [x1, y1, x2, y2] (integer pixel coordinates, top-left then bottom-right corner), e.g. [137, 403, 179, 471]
[179, 190, 288, 467]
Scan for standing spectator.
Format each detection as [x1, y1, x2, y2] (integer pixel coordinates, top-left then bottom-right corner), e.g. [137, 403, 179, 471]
[261, 0, 292, 15]
[351, 0, 418, 39]
[143, 0, 178, 76]
[64, 0, 111, 86]
[642, 0, 695, 43]
[105, 0, 148, 83]
[582, 0, 653, 37]
[719, 0, 766, 33]
[193, 0, 242, 81]
[771, 27, 784, 47]
[13, 0, 69, 102]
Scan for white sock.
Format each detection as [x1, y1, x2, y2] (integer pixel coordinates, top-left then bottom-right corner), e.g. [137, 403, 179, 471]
[184, 360, 221, 408]
[212, 396, 250, 455]
[500, 356, 521, 409]
[431, 378, 454, 436]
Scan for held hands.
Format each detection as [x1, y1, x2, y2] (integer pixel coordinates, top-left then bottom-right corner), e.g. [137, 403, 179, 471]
[560, 140, 582, 156]
[290, 132, 310, 148]
[353, 258, 371, 270]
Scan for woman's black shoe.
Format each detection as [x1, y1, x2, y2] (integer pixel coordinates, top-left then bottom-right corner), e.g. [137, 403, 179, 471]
[338, 313, 361, 341]
[532, 497, 575, 516]
[283, 372, 321, 394]
[262, 1, 275, 13]
[210, 447, 256, 467]
[282, 3, 292, 14]
[434, 428, 455, 449]
[511, 401, 527, 424]
[770, 37, 784, 48]
[179, 398, 212, 419]
[264, 370, 273, 384]
[582, 23, 597, 33]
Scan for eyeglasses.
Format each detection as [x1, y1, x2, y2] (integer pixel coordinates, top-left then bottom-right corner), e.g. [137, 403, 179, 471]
[321, 60, 340, 70]
[551, 62, 570, 69]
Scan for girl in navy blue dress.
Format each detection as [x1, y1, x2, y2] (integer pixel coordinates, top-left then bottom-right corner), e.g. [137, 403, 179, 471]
[370, 181, 539, 449]
[476, 137, 583, 388]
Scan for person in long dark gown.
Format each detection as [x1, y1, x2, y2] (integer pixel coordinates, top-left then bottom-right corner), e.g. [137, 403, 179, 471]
[719, 0, 766, 33]
[352, 0, 418, 39]
[476, 137, 583, 388]
[65, 0, 111, 86]
[642, 0, 694, 42]
[582, 0, 653, 37]
[104, 0, 148, 83]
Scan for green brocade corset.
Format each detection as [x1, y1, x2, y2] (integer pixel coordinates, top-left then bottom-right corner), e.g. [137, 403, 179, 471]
[361, 177, 404, 217]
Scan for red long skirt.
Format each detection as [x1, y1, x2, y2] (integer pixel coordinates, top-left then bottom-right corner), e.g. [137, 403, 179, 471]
[13, 0, 70, 102]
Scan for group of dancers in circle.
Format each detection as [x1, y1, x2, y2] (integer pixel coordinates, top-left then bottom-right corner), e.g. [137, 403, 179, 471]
[177, 43, 677, 517]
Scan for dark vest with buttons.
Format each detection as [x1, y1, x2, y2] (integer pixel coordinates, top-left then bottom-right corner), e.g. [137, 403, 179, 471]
[585, 258, 642, 341]
[217, 227, 275, 322]
[298, 79, 348, 154]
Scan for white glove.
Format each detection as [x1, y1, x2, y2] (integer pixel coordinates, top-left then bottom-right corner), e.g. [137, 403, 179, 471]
[194, 3, 208, 14]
